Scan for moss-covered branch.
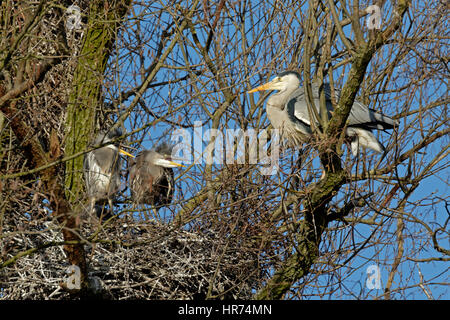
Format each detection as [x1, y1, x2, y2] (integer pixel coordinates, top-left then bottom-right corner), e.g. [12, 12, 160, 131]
[64, 0, 131, 204]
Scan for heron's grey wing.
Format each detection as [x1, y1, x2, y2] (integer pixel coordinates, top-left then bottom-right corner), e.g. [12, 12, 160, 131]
[83, 151, 100, 196]
[83, 152, 94, 183]
[287, 88, 312, 126]
[94, 148, 121, 174]
[284, 91, 313, 135]
[347, 100, 397, 129]
[289, 87, 334, 128]
[323, 83, 397, 130]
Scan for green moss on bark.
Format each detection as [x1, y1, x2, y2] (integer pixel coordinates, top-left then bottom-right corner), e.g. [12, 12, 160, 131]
[64, 0, 131, 205]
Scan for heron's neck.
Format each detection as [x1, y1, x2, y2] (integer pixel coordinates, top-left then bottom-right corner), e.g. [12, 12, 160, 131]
[267, 87, 297, 110]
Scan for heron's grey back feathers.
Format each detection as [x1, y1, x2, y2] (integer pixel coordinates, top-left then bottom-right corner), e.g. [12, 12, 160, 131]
[287, 84, 397, 131]
[279, 82, 396, 155]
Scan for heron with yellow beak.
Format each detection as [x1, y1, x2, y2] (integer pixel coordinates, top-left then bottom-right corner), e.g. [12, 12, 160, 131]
[129, 143, 185, 208]
[248, 71, 397, 155]
[83, 128, 135, 218]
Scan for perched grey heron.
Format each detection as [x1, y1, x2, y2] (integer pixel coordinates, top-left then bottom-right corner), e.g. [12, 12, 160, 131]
[248, 71, 397, 155]
[83, 128, 134, 217]
[128, 143, 184, 207]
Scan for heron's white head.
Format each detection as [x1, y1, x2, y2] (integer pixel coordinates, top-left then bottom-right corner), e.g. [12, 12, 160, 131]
[94, 129, 135, 158]
[248, 71, 300, 93]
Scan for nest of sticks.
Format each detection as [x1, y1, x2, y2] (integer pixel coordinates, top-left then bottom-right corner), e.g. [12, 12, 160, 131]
[1, 214, 263, 299]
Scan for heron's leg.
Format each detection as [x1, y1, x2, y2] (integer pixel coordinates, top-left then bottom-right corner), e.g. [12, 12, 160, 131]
[108, 198, 114, 216]
[89, 197, 96, 215]
[86, 197, 96, 226]
[320, 169, 326, 180]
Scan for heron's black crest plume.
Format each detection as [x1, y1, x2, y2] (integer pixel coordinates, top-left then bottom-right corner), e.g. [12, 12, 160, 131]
[277, 70, 301, 80]
[154, 142, 174, 156]
[92, 127, 124, 145]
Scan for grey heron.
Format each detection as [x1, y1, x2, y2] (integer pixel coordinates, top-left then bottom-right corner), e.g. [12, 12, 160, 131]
[83, 128, 134, 218]
[128, 143, 184, 207]
[248, 71, 397, 155]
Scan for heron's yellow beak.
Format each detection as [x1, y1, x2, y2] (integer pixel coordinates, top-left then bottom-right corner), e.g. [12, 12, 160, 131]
[168, 161, 186, 168]
[247, 81, 275, 93]
[155, 158, 186, 168]
[119, 149, 135, 158]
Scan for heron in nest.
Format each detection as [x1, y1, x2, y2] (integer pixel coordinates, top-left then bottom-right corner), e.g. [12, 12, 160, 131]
[128, 143, 184, 208]
[83, 128, 134, 218]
